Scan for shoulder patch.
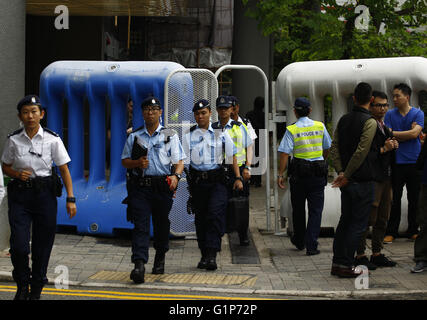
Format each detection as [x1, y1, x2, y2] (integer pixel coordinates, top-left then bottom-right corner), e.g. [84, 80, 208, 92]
[7, 128, 24, 138]
[43, 127, 59, 137]
[131, 125, 145, 133]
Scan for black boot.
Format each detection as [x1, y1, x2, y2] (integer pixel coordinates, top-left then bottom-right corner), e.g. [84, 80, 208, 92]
[130, 260, 145, 284]
[14, 284, 29, 300]
[152, 251, 165, 274]
[197, 249, 208, 269]
[29, 284, 43, 300]
[205, 248, 217, 271]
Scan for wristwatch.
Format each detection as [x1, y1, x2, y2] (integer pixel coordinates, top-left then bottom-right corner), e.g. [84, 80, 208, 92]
[66, 197, 76, 203]
[174, 173, 182, 181]
[235, 176, 244, 183]
[244, 165, 251, 171]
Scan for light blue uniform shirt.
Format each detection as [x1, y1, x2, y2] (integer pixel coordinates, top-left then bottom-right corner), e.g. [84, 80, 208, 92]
[184, 123, 236, 171]
[121, 124, 186, 176]
[278, 117, 332, 161]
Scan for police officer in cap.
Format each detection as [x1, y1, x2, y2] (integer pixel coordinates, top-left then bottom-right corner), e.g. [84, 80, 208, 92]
[1, 95, 76, 300]
[212, 95, 253, 246]
[277, 97, 331, 256]
[184, 99, 243, 270]
[122, 96, 185, 284]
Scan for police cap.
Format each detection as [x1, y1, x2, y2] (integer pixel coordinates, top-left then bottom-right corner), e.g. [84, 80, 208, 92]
[229, 96, 239, 107]
[17, 95, 42, 111]
[216, 95, 232, 108]
[141, 96, 161, 109]
[294, 97, 311, 110]
[193, 99, 211, 112]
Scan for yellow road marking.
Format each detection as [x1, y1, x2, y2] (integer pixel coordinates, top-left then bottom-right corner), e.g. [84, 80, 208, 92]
[0, 285, 285, 300]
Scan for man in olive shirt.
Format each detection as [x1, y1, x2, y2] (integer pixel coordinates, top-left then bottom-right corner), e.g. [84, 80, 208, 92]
[329, 82, 379, 278]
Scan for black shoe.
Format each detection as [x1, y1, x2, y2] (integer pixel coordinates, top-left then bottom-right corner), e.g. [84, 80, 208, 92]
[14, 285, 29, 300]
[370, 254, 397, 267]
[130, 260, 145, 284]
[354, 255, 377, 270]
[29, 285, 43, 300]
[306, 249, 320, 256]
[152, 252, 165, 274]
[205, 249, 217, 271]
[331, 265, 363, 278]
[290, 236, 305, 251]
[197, 257, 208, 269]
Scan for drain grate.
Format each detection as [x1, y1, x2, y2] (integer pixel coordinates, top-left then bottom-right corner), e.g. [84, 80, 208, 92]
[89, 271, 257, 287]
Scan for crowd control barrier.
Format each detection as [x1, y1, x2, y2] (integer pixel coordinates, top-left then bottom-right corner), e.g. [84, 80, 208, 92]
[40, 61, 193, 236]
[275, 56, 427, 233]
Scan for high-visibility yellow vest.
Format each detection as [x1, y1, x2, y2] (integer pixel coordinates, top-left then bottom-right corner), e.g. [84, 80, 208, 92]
[227, 121, 248, 166]
[287, 121, 325, 159]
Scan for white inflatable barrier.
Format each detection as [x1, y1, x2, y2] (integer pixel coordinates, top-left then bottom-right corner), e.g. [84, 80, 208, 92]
[276, 56, 427, 233]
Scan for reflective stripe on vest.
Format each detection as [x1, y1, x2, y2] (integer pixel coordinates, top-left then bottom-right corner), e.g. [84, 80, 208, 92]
[287, 121, 325, 159]
[228, 122, 247, 166]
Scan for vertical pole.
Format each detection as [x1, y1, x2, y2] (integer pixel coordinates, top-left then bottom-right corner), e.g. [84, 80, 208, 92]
[0, 0, 25, 150]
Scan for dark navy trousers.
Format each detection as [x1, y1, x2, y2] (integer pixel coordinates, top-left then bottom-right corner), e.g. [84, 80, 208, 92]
[7, 185, 57, 287]
[192, 182, 228, 252]
[128, 187, 173, 263]
[289, 176, 327, 251]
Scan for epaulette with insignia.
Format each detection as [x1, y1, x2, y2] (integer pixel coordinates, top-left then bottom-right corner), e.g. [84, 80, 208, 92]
[240, 117, 250, 126]
[231, 120, 242, 127]
[189, 125, 198, 132]
[7, 128, 23, 138]
[43, 127, 59, 137]
[131, 125, 145, 133]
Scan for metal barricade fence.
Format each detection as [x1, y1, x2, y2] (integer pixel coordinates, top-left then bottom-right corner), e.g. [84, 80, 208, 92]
[164, 68, 218, 236]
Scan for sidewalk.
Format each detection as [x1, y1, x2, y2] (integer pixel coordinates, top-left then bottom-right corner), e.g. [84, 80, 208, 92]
[1, 184, 426, 299]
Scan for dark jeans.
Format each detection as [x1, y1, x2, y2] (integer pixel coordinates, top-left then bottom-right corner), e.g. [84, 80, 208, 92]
[128, 187, 173, 263]
[290, 176, 327, 251]
[8, 186, 57, 287]
[414, 184, 427, 262]
[333, 181, 374, 267]
[386, 164, 421, 238]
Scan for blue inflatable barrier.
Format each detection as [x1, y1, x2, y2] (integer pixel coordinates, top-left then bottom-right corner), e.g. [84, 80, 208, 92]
[40, 61, 193, 236]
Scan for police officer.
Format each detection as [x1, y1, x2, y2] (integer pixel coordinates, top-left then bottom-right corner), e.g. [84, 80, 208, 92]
[277, 97, 331, 256]
[184, 99, 243, 270]
[1, 95, 76, 300]
[212, 96, 253, 246]
[121, 96, 185, 284]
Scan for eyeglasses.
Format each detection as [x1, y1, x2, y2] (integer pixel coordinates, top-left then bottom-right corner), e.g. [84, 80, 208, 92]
[142, 107, 161, 112]
[371, 103, 389, 108]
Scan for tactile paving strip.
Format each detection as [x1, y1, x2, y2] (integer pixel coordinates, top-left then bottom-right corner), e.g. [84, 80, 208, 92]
[89, 271, 257, 287]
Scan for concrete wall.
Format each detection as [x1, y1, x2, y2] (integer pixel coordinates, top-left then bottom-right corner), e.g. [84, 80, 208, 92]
[231, 0, 272, 116]
[0, 0, 26, 152]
